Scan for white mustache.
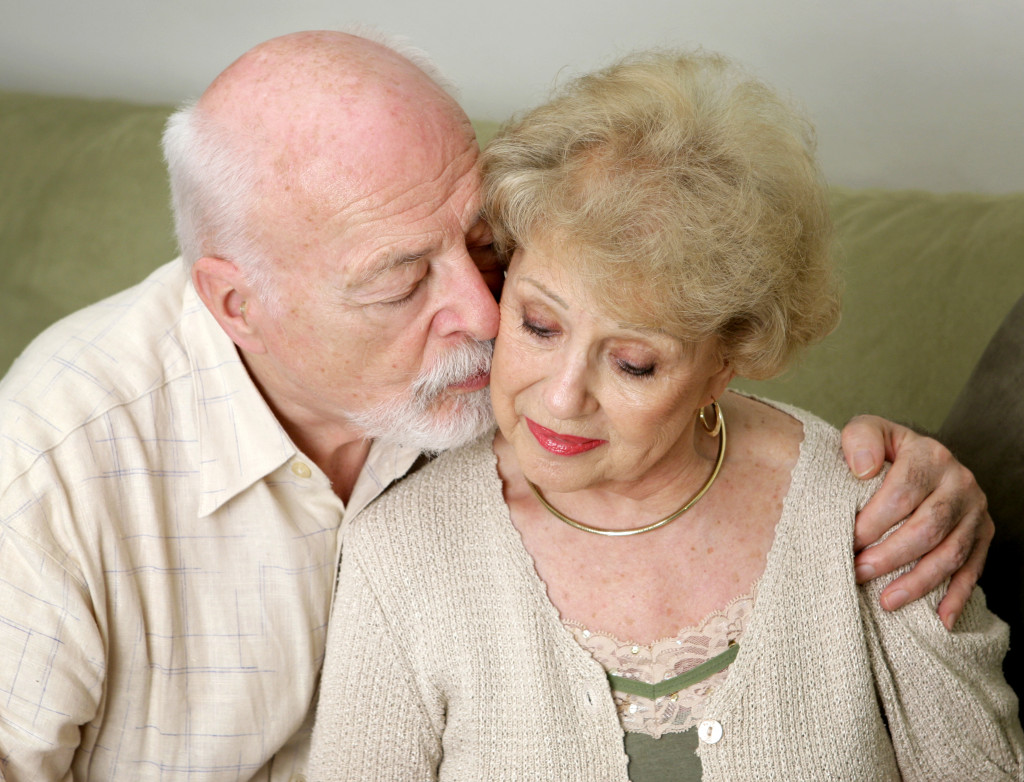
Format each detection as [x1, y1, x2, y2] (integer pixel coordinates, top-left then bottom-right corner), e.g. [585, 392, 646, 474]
[412, 339, 494, 406]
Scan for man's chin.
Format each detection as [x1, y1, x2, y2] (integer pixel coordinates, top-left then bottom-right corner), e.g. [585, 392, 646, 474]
[419, 388, 495, 451]
[358, 387, 495, 453]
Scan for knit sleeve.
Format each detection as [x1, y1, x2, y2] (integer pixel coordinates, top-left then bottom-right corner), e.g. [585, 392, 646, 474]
[308, 548, 443, 781]
[858, 565, 1024, 780]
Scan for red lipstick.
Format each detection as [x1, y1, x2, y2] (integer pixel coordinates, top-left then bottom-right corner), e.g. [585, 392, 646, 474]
[526, 418, 606, 456]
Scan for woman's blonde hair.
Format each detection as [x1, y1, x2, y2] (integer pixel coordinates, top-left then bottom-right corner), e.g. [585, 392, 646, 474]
[482, 49, 840, 379]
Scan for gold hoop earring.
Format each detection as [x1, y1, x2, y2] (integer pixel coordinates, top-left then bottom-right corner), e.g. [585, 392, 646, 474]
[699, 400, 722, 438]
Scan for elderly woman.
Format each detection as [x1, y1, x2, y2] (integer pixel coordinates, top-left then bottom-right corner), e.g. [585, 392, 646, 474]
[309, 51, 1023, 780]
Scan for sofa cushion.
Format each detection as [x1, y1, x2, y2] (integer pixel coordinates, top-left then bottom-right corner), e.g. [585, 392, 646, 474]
[0, 92, 177, 371]
[736, 188, 1024, 430]
[3, 91, 1023, 436]
[939, 292, 1024, 697]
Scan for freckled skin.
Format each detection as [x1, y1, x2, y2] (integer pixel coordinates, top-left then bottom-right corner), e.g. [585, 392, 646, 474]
[490, 246, 806, 642]
[193, 32, 500, 498]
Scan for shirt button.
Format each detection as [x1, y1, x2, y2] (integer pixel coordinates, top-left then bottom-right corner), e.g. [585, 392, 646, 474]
[291, 462, 312, 479]
[698, 719, 723, 744]
[290, 775, 307, 782]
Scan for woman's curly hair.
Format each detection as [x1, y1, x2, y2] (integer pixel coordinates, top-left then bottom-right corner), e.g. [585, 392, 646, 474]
[482, 49, 840, 379]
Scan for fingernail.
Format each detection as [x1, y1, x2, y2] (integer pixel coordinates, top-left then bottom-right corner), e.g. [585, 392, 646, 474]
[883, 589, 909, 611]
[852, 450, 874, 478]
[855, 564, 875, 582]
[945, 613, 958, 630]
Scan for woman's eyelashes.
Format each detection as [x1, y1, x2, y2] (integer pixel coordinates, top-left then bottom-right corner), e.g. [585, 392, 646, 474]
[520, 311, 658, 379]
[616, 359, 656, 377]
[520, 315, 558, 339]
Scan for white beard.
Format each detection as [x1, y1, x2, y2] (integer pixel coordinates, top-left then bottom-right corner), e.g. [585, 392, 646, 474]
[349, 338, 495, 453]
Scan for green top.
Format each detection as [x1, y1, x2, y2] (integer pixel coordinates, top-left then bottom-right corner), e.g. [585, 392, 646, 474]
[614, 643, 739, 782]
[607, 642, 739, 700]
[624, 729, 702, 782]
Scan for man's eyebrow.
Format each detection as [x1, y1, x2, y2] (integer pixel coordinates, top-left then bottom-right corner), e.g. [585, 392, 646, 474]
[521, 276, 568, 308]
[468, 208, 487, 229]
[349, 208, 486, 291]
[349, 249, 430, 290]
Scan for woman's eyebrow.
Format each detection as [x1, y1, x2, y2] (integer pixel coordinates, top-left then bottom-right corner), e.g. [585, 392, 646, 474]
[521, 276, 568, 309]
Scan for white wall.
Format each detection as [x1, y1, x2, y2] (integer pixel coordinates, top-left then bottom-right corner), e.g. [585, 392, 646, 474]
[4, 0, 1023, 192]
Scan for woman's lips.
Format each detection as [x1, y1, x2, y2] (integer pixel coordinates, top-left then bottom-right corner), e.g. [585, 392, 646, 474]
[526, 418, 606, 456]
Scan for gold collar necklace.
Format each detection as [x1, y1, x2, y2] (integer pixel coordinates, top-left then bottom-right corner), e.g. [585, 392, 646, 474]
[525, 401, 726, 537]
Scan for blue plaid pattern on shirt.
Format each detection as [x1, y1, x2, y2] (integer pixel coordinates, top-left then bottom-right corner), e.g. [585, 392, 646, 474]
[0, 260, 419, 781]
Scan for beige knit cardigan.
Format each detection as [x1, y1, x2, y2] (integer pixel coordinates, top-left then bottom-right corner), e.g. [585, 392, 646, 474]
[310, 404, 1024, 781]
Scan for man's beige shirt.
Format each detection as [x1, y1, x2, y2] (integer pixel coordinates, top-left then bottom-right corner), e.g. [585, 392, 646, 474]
[0, 260, 420, 781]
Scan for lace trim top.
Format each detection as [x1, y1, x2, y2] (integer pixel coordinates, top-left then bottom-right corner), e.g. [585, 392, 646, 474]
[565, 586, 756, 739]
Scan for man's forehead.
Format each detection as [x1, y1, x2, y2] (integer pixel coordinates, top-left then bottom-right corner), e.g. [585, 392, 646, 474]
[255, 109, 480, 262]
[284, 98, 478, 204]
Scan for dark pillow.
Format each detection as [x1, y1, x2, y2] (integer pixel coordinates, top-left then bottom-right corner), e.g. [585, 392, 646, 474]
[939, 292, 1024, 698]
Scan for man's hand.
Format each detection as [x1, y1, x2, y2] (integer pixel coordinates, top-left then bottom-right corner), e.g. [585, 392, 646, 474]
[841, 415, 993, 630]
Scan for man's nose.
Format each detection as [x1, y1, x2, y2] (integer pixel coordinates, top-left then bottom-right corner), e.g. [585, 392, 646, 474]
[433, 252, 501, 342]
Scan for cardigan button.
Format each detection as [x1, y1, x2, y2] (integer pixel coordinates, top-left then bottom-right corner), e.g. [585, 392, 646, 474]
[698, 719, 723, 744]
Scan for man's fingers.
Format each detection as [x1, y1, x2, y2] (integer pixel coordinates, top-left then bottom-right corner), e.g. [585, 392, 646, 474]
[840, 414, 890, 479]
[843, 414, 993, 626]
[936, 515, 994, 629]
[855, 476, 981, 585]
[854, 502, 958, 585]
[852, 449, 941, 552]
[858, 504, 993, 624]
[868, 530, 971, 610]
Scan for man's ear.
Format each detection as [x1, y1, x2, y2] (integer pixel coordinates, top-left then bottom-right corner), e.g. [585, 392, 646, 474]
[191, 257, 267, 354]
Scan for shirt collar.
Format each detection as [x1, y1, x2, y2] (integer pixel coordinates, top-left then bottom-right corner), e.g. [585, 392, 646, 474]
[180, 279, 297, 517]
[180, 277, 422, 518]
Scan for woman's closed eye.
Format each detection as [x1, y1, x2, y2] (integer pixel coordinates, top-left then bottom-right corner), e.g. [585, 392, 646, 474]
[520, 316, 558, 339]
[616, 358, 656, 378]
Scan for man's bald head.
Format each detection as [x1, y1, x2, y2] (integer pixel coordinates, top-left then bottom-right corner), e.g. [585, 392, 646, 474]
[166, 31, 499, 455]
[163, 31, 475, 298]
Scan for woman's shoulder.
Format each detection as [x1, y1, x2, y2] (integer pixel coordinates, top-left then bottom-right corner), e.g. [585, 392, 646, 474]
[725, 391, 882, 512]
[343, 429, 504, 563]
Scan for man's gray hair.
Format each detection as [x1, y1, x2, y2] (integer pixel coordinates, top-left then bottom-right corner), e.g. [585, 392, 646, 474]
[162, 105, 277, 304]
[160, 27, 457, 307]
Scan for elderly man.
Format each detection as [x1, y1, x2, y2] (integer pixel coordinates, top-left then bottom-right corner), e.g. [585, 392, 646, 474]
[0, 30, 993, 781]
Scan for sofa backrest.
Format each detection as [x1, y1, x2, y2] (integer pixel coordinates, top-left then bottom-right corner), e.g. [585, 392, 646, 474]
[1, 91, 177, 370]
[3, 90, 1024, 434]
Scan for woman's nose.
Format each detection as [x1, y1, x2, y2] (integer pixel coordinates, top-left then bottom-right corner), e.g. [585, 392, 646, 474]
[542, 356, 595, 420]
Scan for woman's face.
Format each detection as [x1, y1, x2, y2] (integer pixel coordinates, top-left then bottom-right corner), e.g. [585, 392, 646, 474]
[491, 241, 733, 495]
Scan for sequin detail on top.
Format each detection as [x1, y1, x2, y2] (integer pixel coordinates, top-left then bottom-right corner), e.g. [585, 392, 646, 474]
[565, 587, 755, 738]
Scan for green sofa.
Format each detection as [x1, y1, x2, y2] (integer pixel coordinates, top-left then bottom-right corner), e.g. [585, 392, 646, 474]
[5, 90, 1024, 432]
[2, 90, 1022, 691]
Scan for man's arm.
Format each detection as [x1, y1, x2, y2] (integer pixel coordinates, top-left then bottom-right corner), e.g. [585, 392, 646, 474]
[840, 415, 993, 630]
[0, 522, 103, 780]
